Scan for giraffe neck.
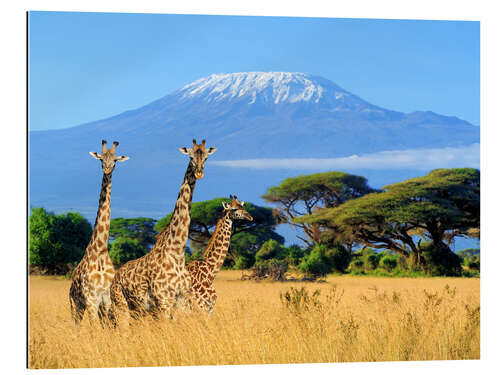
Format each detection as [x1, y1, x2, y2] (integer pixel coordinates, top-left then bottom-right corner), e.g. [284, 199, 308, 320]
[154, 162, 197, 258]
[202, 213, 233, 281]
[87, 172, 112, 255]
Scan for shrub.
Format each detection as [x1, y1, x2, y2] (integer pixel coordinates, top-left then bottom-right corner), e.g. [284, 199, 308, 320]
[284, 244, 305, 266]
[245, 258, 288, 281]
[255, 239, 284, 262]
[234, 255, 254, 270]
[298, 244, 350, 277]
[360, 248, 379, 270]
[328, 245, 351, 272]
[109, 237, 149, 266]
[29, 207, 92, 273]
[379, 254, 398, 271]
[464, 256, 480, 271]
[364, 254, 378, 270]
[397, 255, 409, 271]
[348, 258, 364, 272]
[299, 248, 330, 277]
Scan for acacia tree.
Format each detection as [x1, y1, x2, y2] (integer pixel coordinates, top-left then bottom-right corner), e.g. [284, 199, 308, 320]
[109, 237, 149, 266]
[297, 168, 480, 271]
[108, 217, 158, 266]
[262, 171, 376, 248]
[155, 197, 283, 266]
[109, 217, 157, 248]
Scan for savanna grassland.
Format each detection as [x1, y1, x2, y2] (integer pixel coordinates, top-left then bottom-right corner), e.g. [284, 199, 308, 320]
[28, 271, 480, 369]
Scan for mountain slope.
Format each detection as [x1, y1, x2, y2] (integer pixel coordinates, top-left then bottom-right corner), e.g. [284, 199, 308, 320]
[29, 72, 479, 221]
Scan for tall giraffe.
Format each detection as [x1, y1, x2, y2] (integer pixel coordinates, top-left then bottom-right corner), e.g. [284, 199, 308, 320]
[69, 140, 129, 325]
[187, 195, 253, 313]
[110, 139, 216, 326]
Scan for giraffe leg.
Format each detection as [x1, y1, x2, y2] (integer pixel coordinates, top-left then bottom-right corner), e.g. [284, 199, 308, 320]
[153, 289, 177, 321]
[86, 295, 101, 326]
[98, 291, 113, 328]
[69, 288, 85, 325]
[206, 288, 217, 314]
[110, 281, 130, 329]
[197, 287, 216, 314]
[176, 292, 193, 314]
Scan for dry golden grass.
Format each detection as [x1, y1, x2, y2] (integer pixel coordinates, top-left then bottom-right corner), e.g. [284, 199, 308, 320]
[28, 271, 479, 369]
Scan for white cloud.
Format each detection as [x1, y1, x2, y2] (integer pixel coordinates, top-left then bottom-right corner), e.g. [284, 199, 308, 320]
[212, 143, 480, 170]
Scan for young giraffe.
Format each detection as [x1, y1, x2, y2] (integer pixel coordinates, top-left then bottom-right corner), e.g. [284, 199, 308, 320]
[110, 139, 216, 326]
[187, 195, 253, 313]
[69, 140, 129, 325]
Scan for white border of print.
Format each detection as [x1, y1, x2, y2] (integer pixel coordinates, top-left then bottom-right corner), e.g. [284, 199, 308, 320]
[2, 1, 498, 375]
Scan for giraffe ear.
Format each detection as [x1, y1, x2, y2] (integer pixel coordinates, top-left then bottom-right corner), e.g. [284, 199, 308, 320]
[222, 202, 231, 210]
[116, 155, 130, 162]
[207, 147, 217, 155]
[179, 147, 191, 155]
[89, 151, 102, 160]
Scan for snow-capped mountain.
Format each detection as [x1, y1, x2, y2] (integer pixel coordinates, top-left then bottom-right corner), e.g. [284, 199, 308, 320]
[29, 72, 479, 220]
[135, 72, 400, 122]
[177, 72, 372, 110]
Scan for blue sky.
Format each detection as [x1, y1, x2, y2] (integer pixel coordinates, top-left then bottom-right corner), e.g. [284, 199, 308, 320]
[28, 11, 479, 131]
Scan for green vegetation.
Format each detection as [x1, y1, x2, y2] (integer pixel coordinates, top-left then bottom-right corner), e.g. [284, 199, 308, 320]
[108, 217, 157, 266]
[298, 244, 350, 277]
[295, 168, 479, 276]
[262, 171, 376, 250]
[109, 237, 148, 266]
[109, 217, 157, 248]
[458, 248, 480, 274]
[28, 168, 480, 278]
[255, 239, 284, 262]
[29, 207, 92, 274]
[156, 197, 284, 268]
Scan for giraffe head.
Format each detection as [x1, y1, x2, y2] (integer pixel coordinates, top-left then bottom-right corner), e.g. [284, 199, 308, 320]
[222, 195, 253, 221]
[89, 140, 130, 174]
[179, 139, 217, 179]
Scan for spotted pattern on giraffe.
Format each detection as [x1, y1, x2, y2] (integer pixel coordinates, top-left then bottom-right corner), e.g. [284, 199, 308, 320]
[110, 139, 216, 326]
[69, 140, 129, 325]
[187, 195, 253, 313]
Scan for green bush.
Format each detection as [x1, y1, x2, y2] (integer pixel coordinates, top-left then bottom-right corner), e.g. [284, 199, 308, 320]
[255, 239, 285, 262]
[299, 247, 331, 277]
[379, 254, 398, 271]
[359, 248, 379, 270]
[397, 255, 409, 271]
[298, 244, 350, 277]
[464, 256, 480, 271]
[29, 207, 92, 273]
[328, 245, 351, 272]
[234, 255, 254, 270]
[364, 254, 379, 270]
[348, 258, 365, 273]
[252, 258, 289, 280]
[284, 244, 305, 266]
[109, 237, 149, 266]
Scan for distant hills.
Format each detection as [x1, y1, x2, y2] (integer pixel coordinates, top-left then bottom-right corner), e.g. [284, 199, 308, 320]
[29, 72, 479, 237]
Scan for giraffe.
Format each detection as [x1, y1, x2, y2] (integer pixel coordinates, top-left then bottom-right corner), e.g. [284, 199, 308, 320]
[110, 139, 216, 326]
[69, 140, 129, 325]
[187, 195, 253, 313]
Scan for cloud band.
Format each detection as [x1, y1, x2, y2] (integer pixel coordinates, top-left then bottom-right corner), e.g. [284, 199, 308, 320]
[212, 143, 480, 170]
